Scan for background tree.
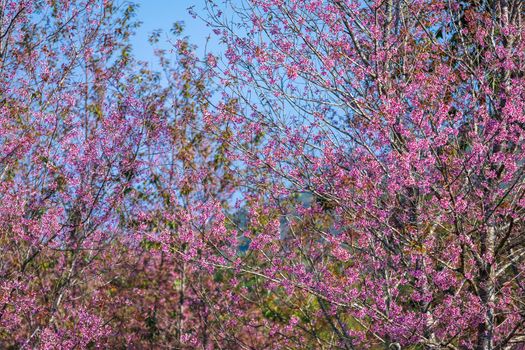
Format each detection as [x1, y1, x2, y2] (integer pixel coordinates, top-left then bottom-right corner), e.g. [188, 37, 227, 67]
[0, 0, 149, 346]
[0, 1, 241, 348]
[96, 24, 261, 349]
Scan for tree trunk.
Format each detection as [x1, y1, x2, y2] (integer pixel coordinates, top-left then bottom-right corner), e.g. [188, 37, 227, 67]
[476, 226, 496, 350]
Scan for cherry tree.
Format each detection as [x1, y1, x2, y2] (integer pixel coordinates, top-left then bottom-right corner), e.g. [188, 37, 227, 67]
[103, 26, 264, 348]
[0, 1, 258, 347]
[0, 0, 167, 347]
[200, 0, 525, 349]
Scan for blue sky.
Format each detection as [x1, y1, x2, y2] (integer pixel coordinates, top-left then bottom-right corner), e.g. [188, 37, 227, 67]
[133, 0, 215, 64]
